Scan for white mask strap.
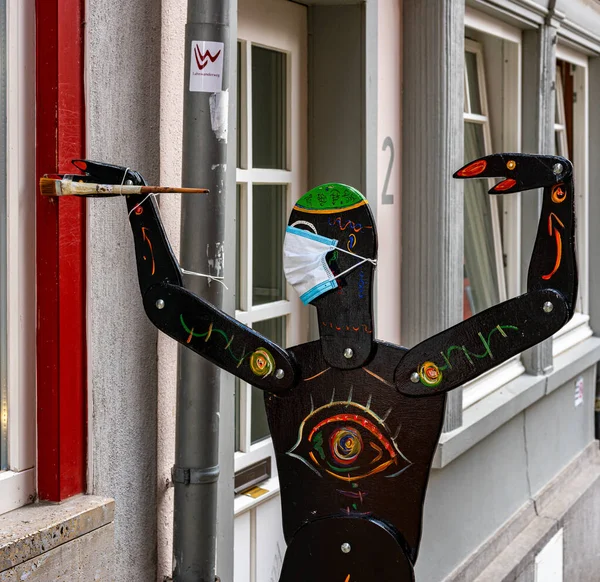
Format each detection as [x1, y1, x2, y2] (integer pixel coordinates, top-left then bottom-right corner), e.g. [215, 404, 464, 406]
[331, 248, 377, 281]
[335, 246, 377, 265]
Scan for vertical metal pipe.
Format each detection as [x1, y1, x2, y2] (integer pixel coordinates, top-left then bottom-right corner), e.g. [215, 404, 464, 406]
[174, 1, 230, 580]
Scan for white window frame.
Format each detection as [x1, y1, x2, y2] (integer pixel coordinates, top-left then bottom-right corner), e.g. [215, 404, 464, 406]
[462, 9, 524, 409]
[554, 69, 569, 157]
[234, 9, 308, 491]
[0, 0, 36, 515]
[552, 45, 592, 356]
[463, 38, 507, 308]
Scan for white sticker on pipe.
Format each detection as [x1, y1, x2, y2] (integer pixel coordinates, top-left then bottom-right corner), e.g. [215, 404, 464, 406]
[189, 40, 224, 92]
[209, 91, 229, 143]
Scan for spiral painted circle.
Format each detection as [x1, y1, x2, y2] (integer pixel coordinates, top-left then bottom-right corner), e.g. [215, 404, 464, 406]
[551, 184, 567, 204]
[249, 348, 275, 377]
[330, 427, 363, 466]
[418, 361, 442, 387]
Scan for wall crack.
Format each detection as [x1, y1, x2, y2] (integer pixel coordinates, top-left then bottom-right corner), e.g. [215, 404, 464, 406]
[522, 409, 539, 516]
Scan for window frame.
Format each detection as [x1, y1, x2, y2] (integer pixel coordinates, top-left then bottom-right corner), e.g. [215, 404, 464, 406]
[35, 0, 87, 503]
[463, 37, 508, 314]
[552, 45, 592, 356]
[234, 23, 308, 484]
[461, 10, 525, 409]
[0, 0, 36, 515]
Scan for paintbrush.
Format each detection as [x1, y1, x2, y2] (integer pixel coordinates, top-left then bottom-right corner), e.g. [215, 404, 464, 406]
[39, 177, 209, 197]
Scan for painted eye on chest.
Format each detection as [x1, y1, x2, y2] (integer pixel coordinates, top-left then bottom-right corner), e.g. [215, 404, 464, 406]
[287, 397, 412, 483]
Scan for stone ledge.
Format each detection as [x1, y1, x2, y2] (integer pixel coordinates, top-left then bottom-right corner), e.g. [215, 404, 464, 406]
[0, 495, 114, 573]
[434, 336, 600, 468]
[442, 441, 600, 582]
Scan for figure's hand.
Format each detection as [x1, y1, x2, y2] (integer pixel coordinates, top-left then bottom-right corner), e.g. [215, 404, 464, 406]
[454, 152, 572, 194]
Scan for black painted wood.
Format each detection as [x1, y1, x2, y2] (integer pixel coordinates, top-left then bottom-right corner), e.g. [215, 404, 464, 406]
[268, 339, 445, 571]
[395, 289, 568, 397]
[143, 282, 297, 393]
[70, 154, 578, 582]
[288, 192, 378, 370]
[279, 516, 415, 581]
[454, 153, 577, 313]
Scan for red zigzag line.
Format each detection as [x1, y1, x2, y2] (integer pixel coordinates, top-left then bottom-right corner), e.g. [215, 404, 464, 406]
[195, 45, 221, 70]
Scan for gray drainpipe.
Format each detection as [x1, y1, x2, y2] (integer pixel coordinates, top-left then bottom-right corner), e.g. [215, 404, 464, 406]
[172, 1, 231, 580]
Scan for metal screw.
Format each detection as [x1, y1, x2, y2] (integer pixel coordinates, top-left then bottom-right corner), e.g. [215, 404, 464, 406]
[156, 299, 165, 310]
[543, 301, 554, 313]
[341, 542, 351, 554]
[410, 372, 420, 383]
[343, 348, 354, 359]
[125, 179, 133, 185]
[553, 163, 563, 175]
[275, 369, 285, 380]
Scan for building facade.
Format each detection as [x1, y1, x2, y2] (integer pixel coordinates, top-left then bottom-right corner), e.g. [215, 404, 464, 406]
[2, 0, 600, 581]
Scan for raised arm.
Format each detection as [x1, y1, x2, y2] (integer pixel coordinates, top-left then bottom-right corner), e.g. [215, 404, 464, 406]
[395, 154, 577, 397]
[68, 159, 297, 393]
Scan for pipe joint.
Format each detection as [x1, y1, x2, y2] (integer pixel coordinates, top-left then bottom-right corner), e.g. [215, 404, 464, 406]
[171, 464, 220, 485]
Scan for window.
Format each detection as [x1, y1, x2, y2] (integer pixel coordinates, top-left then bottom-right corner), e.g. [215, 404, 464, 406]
[552, 49, 592, 356]
[463, 39, 507, 319]
[0, 0, 36, 514]
[462, 11, 524, 408]
[234, 16, 308, 487]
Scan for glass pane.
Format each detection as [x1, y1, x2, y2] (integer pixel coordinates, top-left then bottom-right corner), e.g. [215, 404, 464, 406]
[251, 317, 286, 444]
[0, 0, 7, 471]
[252, 45, 287, 169]
[236, 184, 242, 310]
[463, 122, 500, 317]
[252, 184, 286, 305]
[465, 51, 482, 115]
[234, 377, 241, 451]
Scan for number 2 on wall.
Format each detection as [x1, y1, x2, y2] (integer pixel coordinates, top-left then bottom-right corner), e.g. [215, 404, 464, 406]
[381, 136, 394, 205]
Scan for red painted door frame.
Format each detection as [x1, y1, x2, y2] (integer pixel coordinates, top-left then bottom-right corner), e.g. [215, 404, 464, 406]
[35, 0, 87, 501]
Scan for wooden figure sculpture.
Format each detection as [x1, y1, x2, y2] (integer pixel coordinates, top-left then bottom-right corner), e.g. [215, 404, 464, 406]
[49, 154, 577, 581]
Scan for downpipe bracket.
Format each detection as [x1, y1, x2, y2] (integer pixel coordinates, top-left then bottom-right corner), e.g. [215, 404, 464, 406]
[171, 464, 220, 485]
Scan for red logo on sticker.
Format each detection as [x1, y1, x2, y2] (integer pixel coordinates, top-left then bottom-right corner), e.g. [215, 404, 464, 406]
[194, 45, 221, 70]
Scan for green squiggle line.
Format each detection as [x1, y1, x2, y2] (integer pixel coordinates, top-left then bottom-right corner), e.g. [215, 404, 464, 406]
[438, 325, 519, 371]
[179, 314, 250, 365]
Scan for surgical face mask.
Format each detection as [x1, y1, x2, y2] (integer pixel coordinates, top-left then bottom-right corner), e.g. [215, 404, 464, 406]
[283, 224, 376, 305]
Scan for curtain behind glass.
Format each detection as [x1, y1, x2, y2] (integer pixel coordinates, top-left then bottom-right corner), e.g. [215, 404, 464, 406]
[463, 123, 500, 316]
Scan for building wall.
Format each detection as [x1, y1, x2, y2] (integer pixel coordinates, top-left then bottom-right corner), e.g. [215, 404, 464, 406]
[86, 0, 162, 580]
[376, 0, 403, 345]
[417, 365, 598, 581]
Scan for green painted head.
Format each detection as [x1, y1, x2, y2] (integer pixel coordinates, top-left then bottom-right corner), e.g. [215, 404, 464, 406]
[294, 183, 366, 213]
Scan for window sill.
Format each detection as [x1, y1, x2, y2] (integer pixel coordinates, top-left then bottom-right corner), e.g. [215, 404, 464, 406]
[0, 495, 114, 572]
[552, 313, 593, 357]
[462, 357, 525, 409]
[433, 335, 600, 469]
[0, 469, 35, 516]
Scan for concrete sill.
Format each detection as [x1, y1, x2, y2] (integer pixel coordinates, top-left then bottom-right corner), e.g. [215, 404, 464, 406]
[433, 336, 600, 469]
[0, 495, 114, 573]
